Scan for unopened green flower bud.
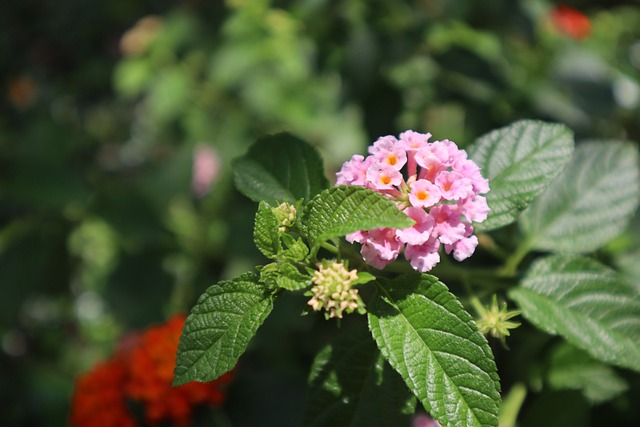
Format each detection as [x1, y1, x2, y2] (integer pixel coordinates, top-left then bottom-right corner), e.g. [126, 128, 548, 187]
[306, 260, 365, 319]
[273, 202, 297, 232]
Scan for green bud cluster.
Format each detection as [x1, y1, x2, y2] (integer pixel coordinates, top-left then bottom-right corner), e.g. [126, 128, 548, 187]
[306, 260, 365, 319]
[273, 202, 297, 232]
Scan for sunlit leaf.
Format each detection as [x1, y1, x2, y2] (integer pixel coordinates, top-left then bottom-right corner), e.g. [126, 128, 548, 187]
[173, 273, 274, 385]
[467, 120, 574, 231]
[509, 255, 640, 372]
[299, 186, 414, 253]
[368, 274, 501, 427]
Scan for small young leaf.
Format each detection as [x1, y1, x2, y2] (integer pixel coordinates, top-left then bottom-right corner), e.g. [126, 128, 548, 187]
[254, 201, 281, 259]
[509, 255, 640, 372]
[368, 274, 501, 427]
[467, 120, 574, 231]
[276, 261, 312, 291]
[173, 273, 274, 385]
[546, 342, 628, 404]
[520, 141, 640, 253]
[281, 234, 309, 262]
[299, 186, 414, 253]
[304, 326, 415, 427]
[233, 133, 329, 205]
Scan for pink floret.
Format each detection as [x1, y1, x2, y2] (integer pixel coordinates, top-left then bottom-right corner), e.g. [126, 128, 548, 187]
[336, 129, 490, 273]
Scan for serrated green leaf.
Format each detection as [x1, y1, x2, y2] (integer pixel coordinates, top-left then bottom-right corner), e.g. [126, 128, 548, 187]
[546, 342, 628, 403]
[520, 141, 640, 252]
[299, 186, 414, 253]
[276, 261, 312, 291]
[254, 202, 281, 259]
[305, 326, 415, 427]
[509, 255, 640, 372]
[467, 120, 574, 231]
[281, 234, 309, 262]
[173, 273, 274, 385]
[233, 133, 329, 205]
[368, 274, 501, 427]
[352, 271, 376, 286]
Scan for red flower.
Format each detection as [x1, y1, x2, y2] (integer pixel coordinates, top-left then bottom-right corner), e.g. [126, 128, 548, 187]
[70, 315, 234, 427]
[550, 4, 592, 40]
[69, 358, 136, 427]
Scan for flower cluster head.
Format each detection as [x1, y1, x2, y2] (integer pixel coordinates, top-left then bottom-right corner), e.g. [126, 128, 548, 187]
[70, 315, 234, 427]
[307, 260, 366, 319]
[336, 130, 489, 272]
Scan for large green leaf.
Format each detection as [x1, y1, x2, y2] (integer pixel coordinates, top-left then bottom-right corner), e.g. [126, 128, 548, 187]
[304, 326, 415, 427]
[233, 133, 329, 205]
[509, 255, 640, 372]
[467, 120, 574, 231]
[368, 274, 501, 427]
[546, 342, 628, 403]
[173, 273, 274, 385]
[299, 186, 414, 253]
[520, 141, 640, 253]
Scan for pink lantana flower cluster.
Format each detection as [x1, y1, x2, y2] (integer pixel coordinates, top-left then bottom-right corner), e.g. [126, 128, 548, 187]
[336, 130, 490, 273]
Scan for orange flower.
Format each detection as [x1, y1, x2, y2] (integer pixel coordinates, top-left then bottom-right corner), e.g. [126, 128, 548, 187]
[70, 315, 233, 427]
[550, 4, 592, 40]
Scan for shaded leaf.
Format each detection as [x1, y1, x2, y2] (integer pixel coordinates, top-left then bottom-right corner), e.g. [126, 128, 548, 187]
[520, 141, 640, 252]
[305, 326, 415, 427]
[546, 342, 627, 403]
[521, 391, 588, 427]
[173, 273, 274, 385]
[467, 120, 574, 231]
[509, 255, 640, 372]
[233, 133, 329, 205]
[299, 186, 414, 253]
[368, 274, 501, 427]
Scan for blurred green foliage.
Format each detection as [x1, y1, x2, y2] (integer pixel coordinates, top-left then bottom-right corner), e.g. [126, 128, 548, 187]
[2, 0, 640, 426]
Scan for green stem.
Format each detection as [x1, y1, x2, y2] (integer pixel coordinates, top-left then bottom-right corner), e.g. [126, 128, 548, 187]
[319, 241, 339, 255]
[499, 383, 527, 427]
[500, 238, 533, 277]
[431, 258, 508, 291]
